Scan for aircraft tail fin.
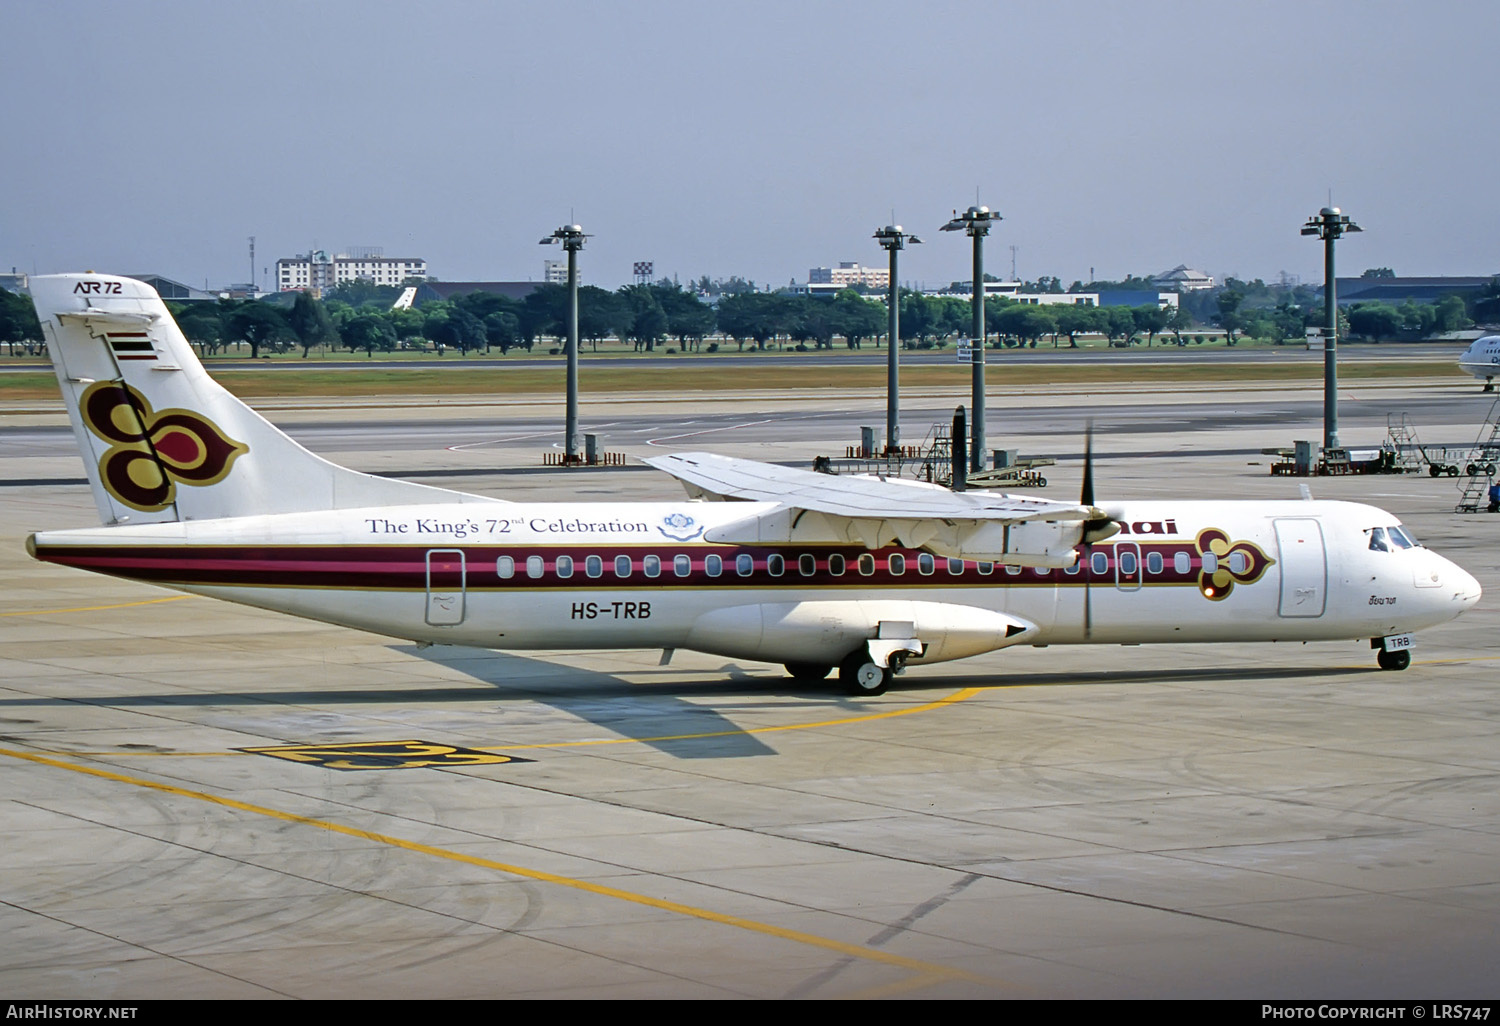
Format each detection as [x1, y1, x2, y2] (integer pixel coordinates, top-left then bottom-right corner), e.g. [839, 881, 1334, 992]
[30, 273, 490, 525]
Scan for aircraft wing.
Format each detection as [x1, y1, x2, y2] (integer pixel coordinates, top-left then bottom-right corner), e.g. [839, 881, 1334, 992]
[645, 451, 1105, 566]
[645, 451, 1094, 521]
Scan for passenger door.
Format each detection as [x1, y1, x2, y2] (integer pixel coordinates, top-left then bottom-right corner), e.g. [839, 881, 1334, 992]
[425, 548, 466, 626]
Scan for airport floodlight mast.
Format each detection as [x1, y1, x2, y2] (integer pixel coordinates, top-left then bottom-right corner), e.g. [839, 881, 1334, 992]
[874, 225, 921, 454]
[1301, 206, 1361, 450]
[941, 205, 1002, 472]
[540, 223, 589, 462]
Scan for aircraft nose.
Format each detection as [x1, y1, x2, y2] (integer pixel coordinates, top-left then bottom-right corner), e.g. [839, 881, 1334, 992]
[1454, 564, 1483, 609]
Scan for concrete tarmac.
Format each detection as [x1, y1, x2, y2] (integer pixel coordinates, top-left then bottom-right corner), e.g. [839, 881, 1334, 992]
[0, 380, 1496, 999]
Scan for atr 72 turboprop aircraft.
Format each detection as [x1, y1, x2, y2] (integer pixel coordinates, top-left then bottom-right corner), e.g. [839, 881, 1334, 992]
[25, 274, 1481, 694]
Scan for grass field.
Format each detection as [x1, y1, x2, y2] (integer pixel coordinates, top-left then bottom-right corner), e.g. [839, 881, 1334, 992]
[0, 354, 1466, 402]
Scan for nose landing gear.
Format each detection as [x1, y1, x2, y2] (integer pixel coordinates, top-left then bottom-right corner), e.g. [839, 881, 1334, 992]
[1377, 648, 1411, 671]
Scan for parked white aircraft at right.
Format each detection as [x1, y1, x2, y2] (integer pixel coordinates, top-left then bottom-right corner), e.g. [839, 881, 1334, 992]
[1459, 335, 1500, 390]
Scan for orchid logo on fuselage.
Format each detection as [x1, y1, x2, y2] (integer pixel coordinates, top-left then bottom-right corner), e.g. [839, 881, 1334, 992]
[79, 381, 248, 511]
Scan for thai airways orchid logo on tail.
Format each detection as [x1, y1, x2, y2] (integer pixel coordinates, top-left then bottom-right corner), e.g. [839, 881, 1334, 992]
[80, 381, 248, 511]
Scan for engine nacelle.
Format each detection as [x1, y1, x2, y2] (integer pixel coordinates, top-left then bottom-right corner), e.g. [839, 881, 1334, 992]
[685, 599, 1037, 666]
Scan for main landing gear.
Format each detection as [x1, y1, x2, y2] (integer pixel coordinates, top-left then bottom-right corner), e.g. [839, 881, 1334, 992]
[836, 645, 909, 696]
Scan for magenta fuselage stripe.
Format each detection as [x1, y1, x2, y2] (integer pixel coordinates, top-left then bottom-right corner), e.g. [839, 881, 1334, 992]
[32, 542, 1233, 592]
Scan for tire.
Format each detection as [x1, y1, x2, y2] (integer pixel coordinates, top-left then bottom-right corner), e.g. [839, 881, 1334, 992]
[839, 649, 892, 696]
[784, 662, 832, 682]
[1377, 649, 1411, 671]
[1035, 477, 1047, 487]
[1449, 467, 1461, 477]
[1487, 464, 1496, 476]
[1467, 463, 1478, 476]
[1429, 465, 1441, 478]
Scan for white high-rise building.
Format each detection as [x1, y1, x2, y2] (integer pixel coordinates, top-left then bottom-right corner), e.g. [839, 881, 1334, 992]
[276, 248, 427, 293]
[808, 262, 889, 289]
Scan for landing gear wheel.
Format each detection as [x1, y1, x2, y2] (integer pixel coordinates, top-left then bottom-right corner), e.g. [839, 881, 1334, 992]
[1377, 649, 1411, 671]
[839, 649, 892, 696]
[784, 662, 832, 682]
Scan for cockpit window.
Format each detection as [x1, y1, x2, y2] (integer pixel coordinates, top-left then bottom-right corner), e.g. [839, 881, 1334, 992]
[1367, 527, 1389, 552]
[1390, 526, 1418, 549]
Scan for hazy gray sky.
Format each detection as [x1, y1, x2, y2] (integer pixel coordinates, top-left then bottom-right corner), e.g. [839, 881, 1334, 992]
[5, 0, 1496, 292]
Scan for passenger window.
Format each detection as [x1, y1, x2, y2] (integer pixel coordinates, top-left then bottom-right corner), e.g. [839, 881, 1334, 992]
[643, 554, 661, 577]
[497, 555, 515, 579]
[705, 554, 722, 577]
[1146, 551, 1163, 575]
[736, 553, 754, 576]
[1201, 551, 1218, 573]
[1004, 564, 1021, 576]
[555, 555, 573, 579]
[799, 553, 816, 576]
[1119, 552, 1137, 574]
[586, 555, 603, 578]
[888, 554, 905, 575]
[977, 562, 993, 575]
[858, 553, 875, 576]
[526, 555, 544, 579]
[1228, 551, 1248, 574]
[918, 553, 935, 575]
[614, 555, 632, 578]
[828, 553, 845, 576]
[947, 558, 964, 575]
[1173, 551, 1191, 574]
[767, 554, 784, 576]
[1064, 559, 1080, 575]
[1368, 527, 1388, 552]
[1091, 551, 1108, 575]
[674, 554, 691, 577]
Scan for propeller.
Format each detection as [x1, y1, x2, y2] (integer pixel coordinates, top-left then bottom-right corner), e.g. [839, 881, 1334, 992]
[1078, 421, 1120, 640]
[1082, 422, 1095, 639]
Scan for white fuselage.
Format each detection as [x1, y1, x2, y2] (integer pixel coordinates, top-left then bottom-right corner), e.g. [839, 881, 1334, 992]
[29, 497, 1481, 667]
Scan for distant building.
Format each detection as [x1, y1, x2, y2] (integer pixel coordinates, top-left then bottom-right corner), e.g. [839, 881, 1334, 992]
[809, 262, 889, 289]
[276, 248, 427, 293]
[1332, 275, 1497, 306]
[1152, 265, 1215, 291]
[0, 271, 26, 293]
[412, 281, 542, 305]
[1097, 290, 1179, 310]
[543, 260, 568, 284]
[125, 274, 220, 303]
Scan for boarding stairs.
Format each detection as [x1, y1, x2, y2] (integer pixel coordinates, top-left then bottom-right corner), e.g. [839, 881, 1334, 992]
[1454, 400, 1500, 513]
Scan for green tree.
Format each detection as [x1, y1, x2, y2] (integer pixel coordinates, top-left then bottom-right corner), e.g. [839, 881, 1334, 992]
[831, 290, 885, 349]
[1133, 304, 1172, 347]
[224, 302, 292, 358]
[169, 302, 225, 356]
[287, 291, 339, 358]
[340, 313, 397, 357]
[1054, 303, 1102, 348]
[1214, 289, 1245, 346]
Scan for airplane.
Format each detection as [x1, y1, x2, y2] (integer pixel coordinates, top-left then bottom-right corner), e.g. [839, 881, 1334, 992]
[23, 273, 1482, 695]
[1458, 335, 1500, 391]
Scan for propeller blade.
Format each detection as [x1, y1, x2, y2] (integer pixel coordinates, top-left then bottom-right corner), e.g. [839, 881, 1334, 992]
[1081, 420, 1095, 507]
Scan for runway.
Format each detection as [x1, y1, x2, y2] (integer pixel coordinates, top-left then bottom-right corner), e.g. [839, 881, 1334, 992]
[0, 379, 1496, 999]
